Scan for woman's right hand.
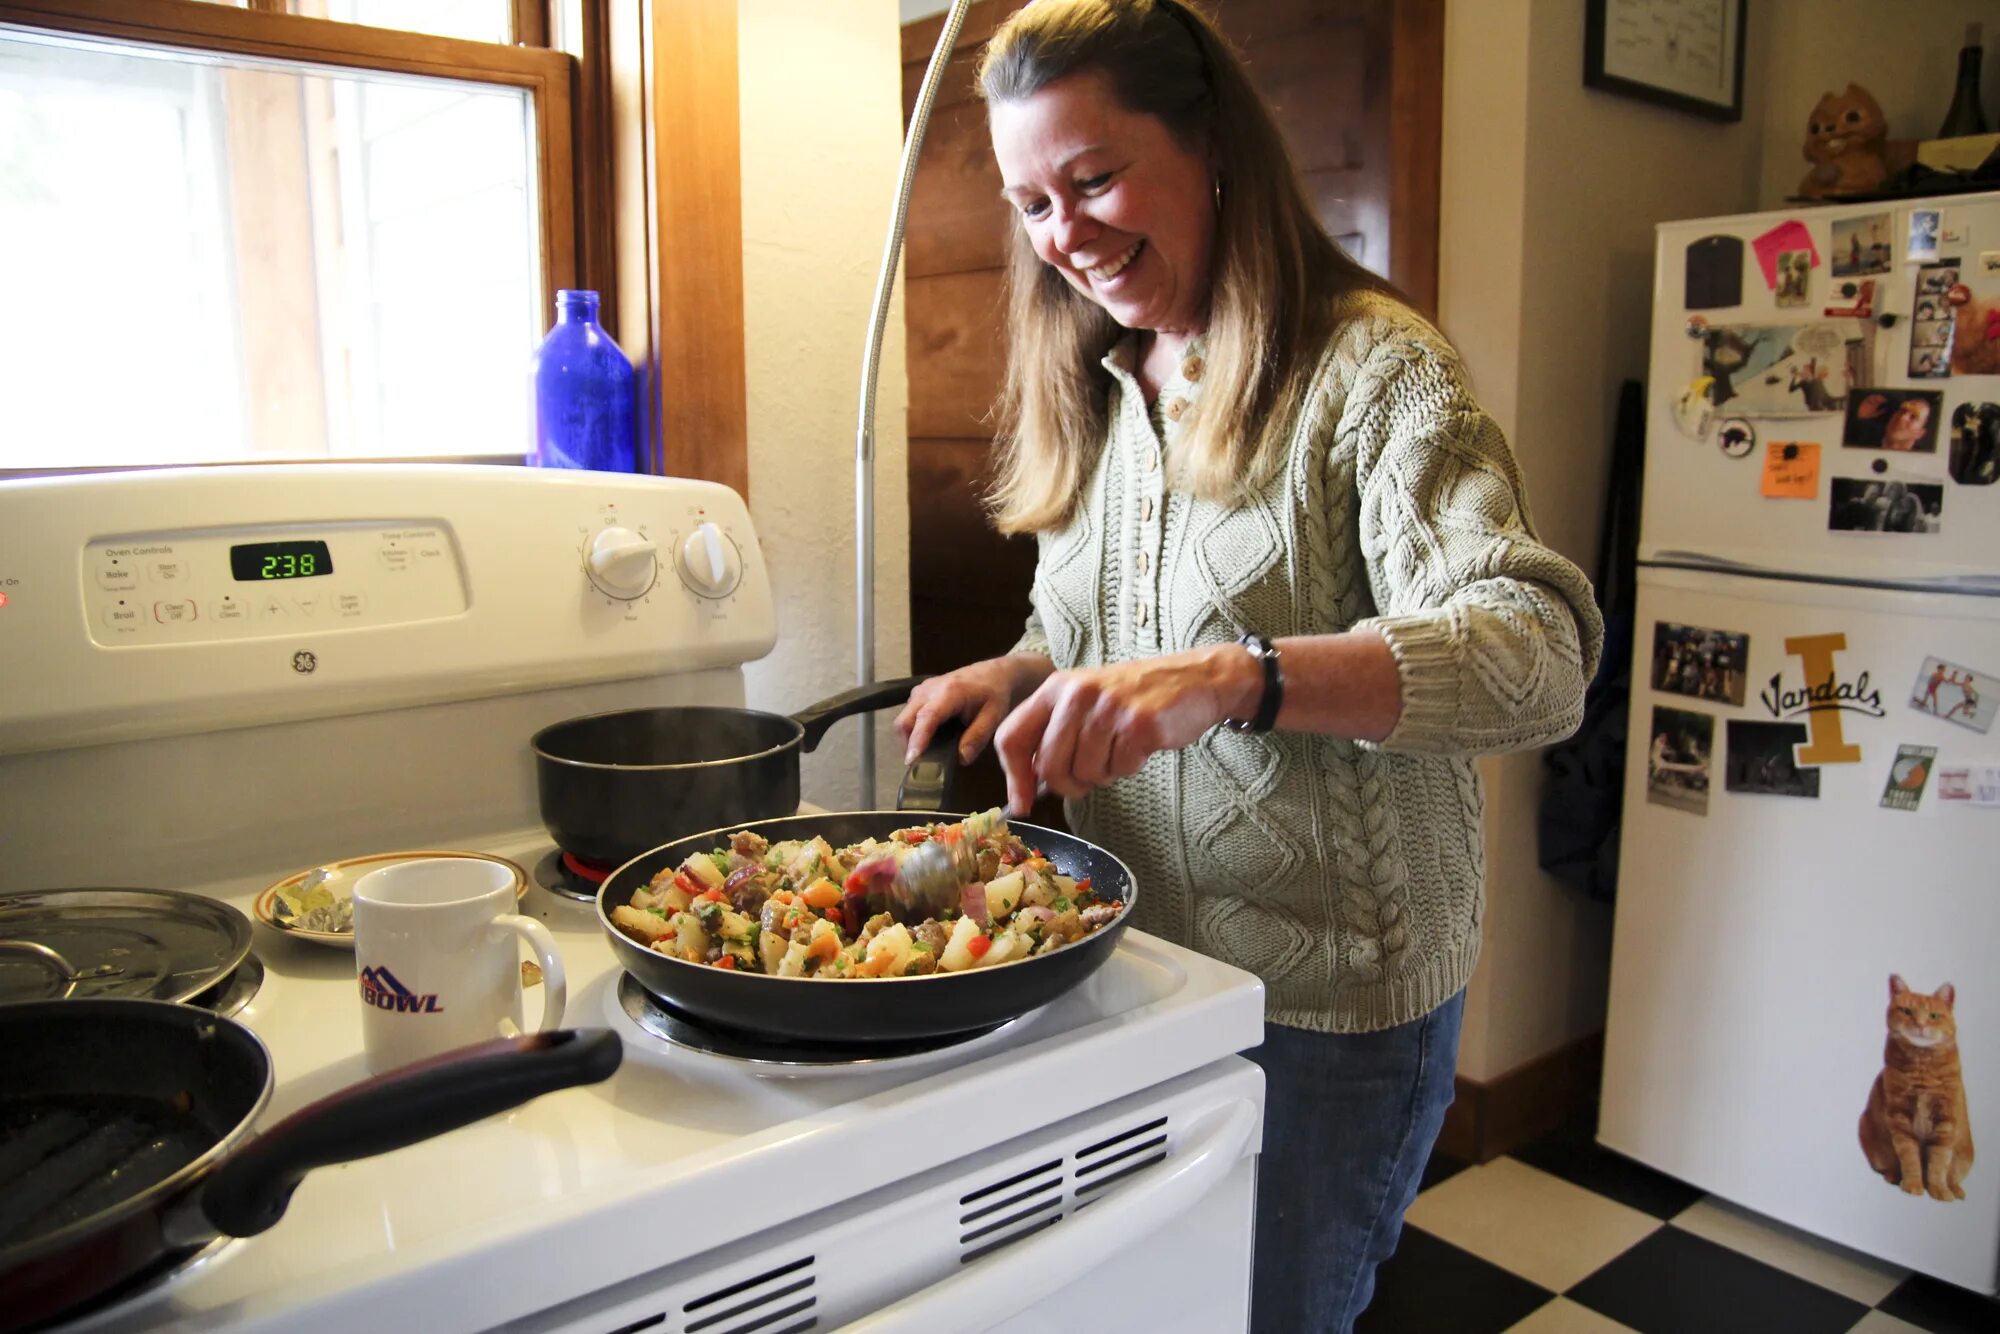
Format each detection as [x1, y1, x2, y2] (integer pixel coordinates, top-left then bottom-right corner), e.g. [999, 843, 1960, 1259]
[896, 654, 1054, 765]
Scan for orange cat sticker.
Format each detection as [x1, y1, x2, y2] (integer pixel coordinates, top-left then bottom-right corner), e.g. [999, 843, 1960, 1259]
[1860, 975, 1975, 1201]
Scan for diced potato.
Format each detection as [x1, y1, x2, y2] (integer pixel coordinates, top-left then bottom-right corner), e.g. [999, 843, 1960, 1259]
[611, 904, 675, 944]
[857, 923, 915, 978]
[666, 910, 709, 964]
[681, 852, 726, 891]
[758, 928, 788, 974]
[938, 914, 984, 972]
[985, 872, 1025, 921]
[977, 931, 1032, 969]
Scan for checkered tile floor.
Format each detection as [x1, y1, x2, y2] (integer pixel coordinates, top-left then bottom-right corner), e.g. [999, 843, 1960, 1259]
[1357, 1122, 2000, 1334]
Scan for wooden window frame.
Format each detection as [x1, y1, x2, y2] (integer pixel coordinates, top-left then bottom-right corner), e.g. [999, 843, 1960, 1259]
[2, 0, 751, 495]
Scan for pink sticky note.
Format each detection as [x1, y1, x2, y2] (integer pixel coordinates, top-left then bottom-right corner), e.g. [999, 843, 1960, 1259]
[1752, 220, 1820, 289]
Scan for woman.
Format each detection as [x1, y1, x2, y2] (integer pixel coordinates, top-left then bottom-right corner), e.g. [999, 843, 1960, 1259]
[894, 3, 1600, 1329]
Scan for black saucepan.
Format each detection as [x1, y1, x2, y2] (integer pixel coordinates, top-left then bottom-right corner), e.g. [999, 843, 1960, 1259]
[532, 677, 929, 867]
[595, 805, 1138, 1046]
[0, 1001, 621, 1333]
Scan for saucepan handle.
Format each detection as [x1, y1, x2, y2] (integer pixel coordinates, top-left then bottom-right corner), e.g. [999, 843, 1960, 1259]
[896, 717, 964, 814]
[196, 1029, 622, 1239]
[791, 677, 928, 752]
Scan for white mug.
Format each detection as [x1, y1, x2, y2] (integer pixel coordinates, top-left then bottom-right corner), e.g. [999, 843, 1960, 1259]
[351, 856, 566, 1074]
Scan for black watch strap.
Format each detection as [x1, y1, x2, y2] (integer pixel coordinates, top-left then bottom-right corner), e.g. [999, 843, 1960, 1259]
[1224, 633, 1284, 734]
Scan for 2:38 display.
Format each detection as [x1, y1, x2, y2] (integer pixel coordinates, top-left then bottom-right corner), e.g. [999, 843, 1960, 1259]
[229, 541, 335, 582]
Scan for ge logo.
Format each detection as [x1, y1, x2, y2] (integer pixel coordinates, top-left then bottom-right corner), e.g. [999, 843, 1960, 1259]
[292, 650, 318, 674]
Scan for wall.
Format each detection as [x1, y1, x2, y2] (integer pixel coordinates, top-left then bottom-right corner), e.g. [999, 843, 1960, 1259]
[737, 0, 913, 807]
[1756, 0, 1997, 209]
[1439, 0, 1769, 1082]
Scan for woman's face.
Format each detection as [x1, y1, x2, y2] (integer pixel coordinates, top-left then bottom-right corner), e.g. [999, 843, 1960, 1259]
[989, 69, 1216, 339]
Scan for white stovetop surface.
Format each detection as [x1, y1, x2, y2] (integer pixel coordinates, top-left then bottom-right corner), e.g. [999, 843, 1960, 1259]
[67, 827, 1265, 1334]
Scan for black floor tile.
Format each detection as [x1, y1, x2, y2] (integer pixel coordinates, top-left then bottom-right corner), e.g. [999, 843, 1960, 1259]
[1567, 1228, 1867, 1334]
[1876, 1273, 2000, 1334]
[1417, 1148, 1472, 1193]
[1509, 1122, 1706, 1220]
[1354, 1225, 1554, 1334]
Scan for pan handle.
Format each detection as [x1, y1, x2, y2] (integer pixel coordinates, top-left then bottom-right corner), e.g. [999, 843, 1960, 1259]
[895, 717, 964, 814]
[194, 1029, 622, 1241]
[791, 676, 927, 753]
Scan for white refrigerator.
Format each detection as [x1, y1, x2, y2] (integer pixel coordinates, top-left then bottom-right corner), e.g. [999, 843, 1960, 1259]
[1599, 190, 2000, 1293]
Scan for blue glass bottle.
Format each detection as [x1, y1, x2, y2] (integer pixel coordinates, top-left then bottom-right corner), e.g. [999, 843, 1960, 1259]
[529, 290, 637, 472]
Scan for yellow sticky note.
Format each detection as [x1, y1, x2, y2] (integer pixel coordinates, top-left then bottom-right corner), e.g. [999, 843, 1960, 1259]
[1762, 442, 1820, 499]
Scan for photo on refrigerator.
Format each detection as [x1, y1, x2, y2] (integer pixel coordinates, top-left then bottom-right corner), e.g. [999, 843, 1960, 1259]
[1645, 705, 1713, 815]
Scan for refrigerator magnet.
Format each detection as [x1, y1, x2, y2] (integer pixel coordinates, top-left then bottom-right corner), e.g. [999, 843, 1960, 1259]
[1879, 744, 1938, 810]
[1982, 252, 2000, 277]
[1765, 633, 1879, 766]
[1842, 389, 1942, 453]
[1824, 278, 1875, 319]
[1717, 418, 1755, 457]
[1832, 213, 1893, 278]
[1950, 296, 2000, 377]
[1685, 234, 1744, 309]
[1651, 622, 1749, 707]
[1909, 656, 1998, 734]
[1828, 476, 1942, 534]
[1909, 261, 1960, 379]
[1948, 403, 1999, 486]
[1724, 720, 1819, 797]
[1645, 706, 1714, 816]
[1907, 209, 1942, 264]
[1698, 321, 1869, 415]
[1937, 764, 1974, 801]
[1751, 220, 1818, 290]
[1761, 442, 1819, 498]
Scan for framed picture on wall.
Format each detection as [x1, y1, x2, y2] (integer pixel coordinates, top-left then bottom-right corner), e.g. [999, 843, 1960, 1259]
[1585, 0, 1746, 123]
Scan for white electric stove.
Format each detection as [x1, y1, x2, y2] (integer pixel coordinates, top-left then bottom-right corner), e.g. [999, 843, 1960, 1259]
[0, 466, 1266, 1334]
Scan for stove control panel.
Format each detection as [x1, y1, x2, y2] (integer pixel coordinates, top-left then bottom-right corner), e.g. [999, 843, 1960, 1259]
[0, 465, 777, 754]
[86, 523, 467, 646]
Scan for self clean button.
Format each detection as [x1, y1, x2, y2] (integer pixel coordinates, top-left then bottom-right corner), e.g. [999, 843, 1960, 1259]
[212, 597, 248, 624]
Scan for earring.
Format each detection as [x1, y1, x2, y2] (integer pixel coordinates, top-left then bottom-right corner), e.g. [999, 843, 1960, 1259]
[1212, 175, 1224, 212]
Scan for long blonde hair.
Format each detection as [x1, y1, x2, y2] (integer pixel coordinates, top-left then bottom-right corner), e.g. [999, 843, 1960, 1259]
[978, 0, 1387, 534]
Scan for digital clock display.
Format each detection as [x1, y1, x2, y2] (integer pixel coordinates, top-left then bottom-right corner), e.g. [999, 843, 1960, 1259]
[230, 540, 335, 582]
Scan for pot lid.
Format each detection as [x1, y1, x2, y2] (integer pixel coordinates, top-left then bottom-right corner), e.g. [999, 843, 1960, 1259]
[0, 889, 254, 1004]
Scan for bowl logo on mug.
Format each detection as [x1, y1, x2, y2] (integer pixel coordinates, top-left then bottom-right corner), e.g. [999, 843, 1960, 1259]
[359, 964, 445, 1014]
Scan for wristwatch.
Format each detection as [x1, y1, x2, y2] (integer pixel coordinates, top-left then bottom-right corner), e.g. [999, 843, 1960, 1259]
[1224, 633, 1284, 734]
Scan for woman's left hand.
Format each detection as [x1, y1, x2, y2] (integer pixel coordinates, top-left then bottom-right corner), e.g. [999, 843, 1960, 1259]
[993, 645, 1261, 814]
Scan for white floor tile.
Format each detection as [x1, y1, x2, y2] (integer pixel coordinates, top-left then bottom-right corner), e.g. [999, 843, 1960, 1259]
[1504, 1296, 1642, 1333]
[1668, 1196, 1908, 1307]
[1403, 1158, 1662, 1292]
[1844, 1312, 1935, 1334]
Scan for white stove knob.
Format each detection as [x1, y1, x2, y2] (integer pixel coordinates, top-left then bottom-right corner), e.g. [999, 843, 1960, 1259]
[677, 522, 742, 598]
[585, 526, 658, 598]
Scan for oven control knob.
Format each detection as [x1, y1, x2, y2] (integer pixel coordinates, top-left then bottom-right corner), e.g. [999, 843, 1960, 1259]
[585, 526, 658, 599]
[677, 522, 742, 598]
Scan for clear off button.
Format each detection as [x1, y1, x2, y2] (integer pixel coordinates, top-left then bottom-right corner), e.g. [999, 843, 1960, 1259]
[96, 564, 137, 591]
[152, 599, 197, 624]
[103, 602, 141, 630]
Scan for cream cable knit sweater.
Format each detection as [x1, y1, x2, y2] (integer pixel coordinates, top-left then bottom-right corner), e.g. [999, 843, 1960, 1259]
[1012, 293, 1604, 1033]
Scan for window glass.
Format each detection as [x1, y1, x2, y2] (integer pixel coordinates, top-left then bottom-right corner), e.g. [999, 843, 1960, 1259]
[0, 27, 540, 468]
[298, 1, 515, 46]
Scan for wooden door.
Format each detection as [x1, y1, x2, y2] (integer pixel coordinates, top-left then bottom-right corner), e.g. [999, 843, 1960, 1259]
[902, 0, 1443, 810]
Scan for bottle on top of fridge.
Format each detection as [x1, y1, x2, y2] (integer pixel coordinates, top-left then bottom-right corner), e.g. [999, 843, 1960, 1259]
[1937, 22, 1989, 138]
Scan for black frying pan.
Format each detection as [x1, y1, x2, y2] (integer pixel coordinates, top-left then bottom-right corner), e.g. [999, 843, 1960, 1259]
[595, 811, 1138, 1045]
[532, 678, 928, 867]
[0, 1001, 621, 1333]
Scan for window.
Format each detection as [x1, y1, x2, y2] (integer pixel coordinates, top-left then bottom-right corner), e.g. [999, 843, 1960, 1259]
[0, 0, 582, 469]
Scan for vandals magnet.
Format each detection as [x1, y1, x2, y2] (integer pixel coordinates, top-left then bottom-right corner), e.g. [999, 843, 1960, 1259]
[1761, 633, 1881, 765]
[1909, 656, 1999, 734]
[1880, 744, 1937, 810]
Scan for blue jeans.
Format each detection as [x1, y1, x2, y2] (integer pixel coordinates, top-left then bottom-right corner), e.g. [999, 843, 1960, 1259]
[1244, 990, 1465, 1334]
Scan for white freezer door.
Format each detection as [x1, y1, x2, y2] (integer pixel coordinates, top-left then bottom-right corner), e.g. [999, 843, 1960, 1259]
[1643, 193, 2000, 586]
[1601, 566, 2000, 1293]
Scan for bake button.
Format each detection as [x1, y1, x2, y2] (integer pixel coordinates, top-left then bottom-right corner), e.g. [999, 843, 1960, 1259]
[258, 596, 289, 622]
[103, 602, 141, 630]
[292, 592, 320, 617]
[211, 597, 248, 624]
[333, 591, 367, 617]
[96, 564, 137, 591]
[149, 560, 188, 585]
[152, 599, 197, 625]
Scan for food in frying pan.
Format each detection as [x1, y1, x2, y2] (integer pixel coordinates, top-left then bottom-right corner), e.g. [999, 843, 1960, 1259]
[609, 810, 1124, 978]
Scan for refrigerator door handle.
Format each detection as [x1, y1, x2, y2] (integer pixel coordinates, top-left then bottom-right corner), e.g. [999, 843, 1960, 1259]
[831, 1097, 1259, 1334]
[1645, 551, 2000, 598]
